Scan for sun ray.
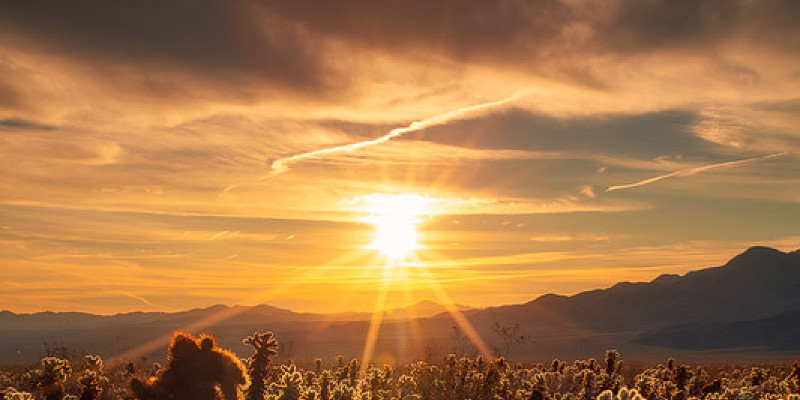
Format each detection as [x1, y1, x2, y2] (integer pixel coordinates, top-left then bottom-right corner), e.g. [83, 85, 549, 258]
[410, 255, 494, 359]
[304, 251, 387, 344]
[360, 260, 396, 371]
[402, 266, 426, 360]
[106, 249, 373, 366]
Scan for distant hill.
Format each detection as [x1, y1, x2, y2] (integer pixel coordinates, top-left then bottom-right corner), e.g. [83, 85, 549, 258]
[0, 300, 470, 331]
[0, 246, 797, 364]
[470, 246, 800, 332]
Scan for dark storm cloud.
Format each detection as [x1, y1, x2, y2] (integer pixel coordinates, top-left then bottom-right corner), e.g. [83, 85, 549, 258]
[0, 0, 330, 92]
[407, 109, 723, 160]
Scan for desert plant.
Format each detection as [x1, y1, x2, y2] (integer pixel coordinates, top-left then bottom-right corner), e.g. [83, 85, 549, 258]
[243, 331, 279, 400]
[5, 341, 800, 400]
[36, 357, 72, 400]
[273, 364, 304, 400]
[130, 332, 247, 400]
[2, 387, 34, 400]
[491, 316, 533, 358]
[77, 355, 106, 400]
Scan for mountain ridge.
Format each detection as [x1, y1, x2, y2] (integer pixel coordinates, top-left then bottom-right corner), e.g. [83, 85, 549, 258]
[0, 246, 797, 363]
[468, 246, 800, 332]
[0, 299, 473, 329]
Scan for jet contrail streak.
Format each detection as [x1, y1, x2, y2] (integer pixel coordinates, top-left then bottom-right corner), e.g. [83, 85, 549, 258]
[260, 90, 531, 179]
[605, 151, 790, 192]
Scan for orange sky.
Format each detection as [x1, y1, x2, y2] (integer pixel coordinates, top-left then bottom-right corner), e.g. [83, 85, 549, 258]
[0, 0, 798, 314]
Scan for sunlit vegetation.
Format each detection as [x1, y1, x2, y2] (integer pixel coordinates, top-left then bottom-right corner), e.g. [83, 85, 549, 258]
[1, 332, 799, 400]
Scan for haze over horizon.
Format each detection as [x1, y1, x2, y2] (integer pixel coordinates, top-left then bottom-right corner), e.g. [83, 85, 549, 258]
[1, 1, 799, 315]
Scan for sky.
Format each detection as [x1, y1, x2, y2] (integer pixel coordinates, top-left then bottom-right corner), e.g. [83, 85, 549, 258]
[0, 0, 798, 314]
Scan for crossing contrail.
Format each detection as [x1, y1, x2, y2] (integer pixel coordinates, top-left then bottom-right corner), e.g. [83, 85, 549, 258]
[259, 90, 531, 180]
[605, 151, 790, 192]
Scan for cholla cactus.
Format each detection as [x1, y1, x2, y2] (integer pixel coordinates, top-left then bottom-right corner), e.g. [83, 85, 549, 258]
[332, 383, 356, 400]
[3, 387, 34, 400]
[125, 362, 136, 377]
[315, 359, 323, 376]
[78, 373, 102, 400]
[347, 359, 360, 386]
[477, 364, 501, 400]
[749, 368, 768, 386]
[244, 331, 279, 400]
[786, 362, 800, 394]
[78, 355, 106, 400]
[527, 372, 547, 400]
[301, 388, 319, 400]
[674, 364, 689, 392]
[364, 365, 393, 397]
[397, 375, 419, 400]
[605, 351, 620, 376]
[319, 371, 333, 400]
[36, 357, 72, 400]
[273, 364, 304, 400]
[552, 359, 565, 373]
[597, 387, 644, 400]
[130, 332, 247, 400]
[702, 379, 722, 396]
[5, 344, 800, 400]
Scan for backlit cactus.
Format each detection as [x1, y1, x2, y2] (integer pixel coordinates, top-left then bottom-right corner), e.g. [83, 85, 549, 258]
[1, 333, 798, 400]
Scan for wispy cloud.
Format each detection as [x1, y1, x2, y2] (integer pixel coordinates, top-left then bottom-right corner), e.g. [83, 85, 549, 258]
[261, 90, 530, 178]
[115, 290, 177, 311]
[605, 151, 790, 192]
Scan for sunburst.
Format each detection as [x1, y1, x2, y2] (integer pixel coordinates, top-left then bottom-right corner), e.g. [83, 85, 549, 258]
[361, 193, 430, 262]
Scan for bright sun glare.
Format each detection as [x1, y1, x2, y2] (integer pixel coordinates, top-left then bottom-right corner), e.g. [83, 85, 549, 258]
[361, 194, 431, 261]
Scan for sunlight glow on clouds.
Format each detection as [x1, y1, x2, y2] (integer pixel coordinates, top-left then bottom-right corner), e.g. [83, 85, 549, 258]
[0, 0, 797, 313]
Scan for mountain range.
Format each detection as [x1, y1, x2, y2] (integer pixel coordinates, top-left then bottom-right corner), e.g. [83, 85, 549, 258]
[0, 299, 470, 330]
[471, 246, 800, 331]
[1, 246, 797, 364]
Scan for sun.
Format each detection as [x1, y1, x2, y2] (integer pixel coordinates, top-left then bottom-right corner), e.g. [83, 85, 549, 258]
[360, 194, 431, 262]
[370, 212, 419, 261]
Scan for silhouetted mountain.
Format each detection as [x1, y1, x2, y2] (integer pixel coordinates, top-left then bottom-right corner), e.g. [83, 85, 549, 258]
[0, 304, 311, 331]
[0, 300, 470, 332]
[0, 247, 797, 363]
[471, 246, 800, 332]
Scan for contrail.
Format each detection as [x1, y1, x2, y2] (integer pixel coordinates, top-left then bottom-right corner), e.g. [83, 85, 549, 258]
[260, 90, 531, 179]
[605, 151, 790, 192]
[115, 290, 176, 311]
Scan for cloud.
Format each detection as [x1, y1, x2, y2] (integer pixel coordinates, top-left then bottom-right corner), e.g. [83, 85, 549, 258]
[260, 0, 800, 87]
[5, 0, 796, 90]
[406, 108, 716, 158]
[605, 151, 790, 192]
[260, 90, 530, 179]
[0, 118, 54, 130]
[1, 0, 797, 126]
[0, 0, 332, 93]
[600, 0, 800, 53]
